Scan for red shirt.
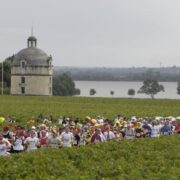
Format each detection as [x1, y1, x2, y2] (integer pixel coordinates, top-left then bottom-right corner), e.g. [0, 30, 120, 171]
[39, 137, 48, 146]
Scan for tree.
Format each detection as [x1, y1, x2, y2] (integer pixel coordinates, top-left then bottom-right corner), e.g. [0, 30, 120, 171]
[0, 56, 12, 94]
[110, 90, 114, 96]
[177, 82, 180, 95]
[138, 79, 164, 99]
[89, 89, 96, 96]
[53, 73, 80, 96]
[0, 56, 12, 87]
[128, 89, 135, 96]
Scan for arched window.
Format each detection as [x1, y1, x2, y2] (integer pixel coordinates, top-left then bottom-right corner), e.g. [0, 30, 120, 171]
[21, 61, 25, 68]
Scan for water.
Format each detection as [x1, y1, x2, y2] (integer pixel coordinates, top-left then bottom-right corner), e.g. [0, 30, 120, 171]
[75, 81, 180, 99]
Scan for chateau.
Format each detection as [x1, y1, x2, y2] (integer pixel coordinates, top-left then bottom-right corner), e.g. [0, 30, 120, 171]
[11, 35, 53, 95]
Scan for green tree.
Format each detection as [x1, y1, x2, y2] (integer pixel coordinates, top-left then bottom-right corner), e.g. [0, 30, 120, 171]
[89, 89, 96, 96]
[110, 90, 114, 96]
[0, 56, 12, 94]
[0, 56, 12, 88]
[138, 79, 164, 99]
[53, 73, 80, 96]
[177, 82, 180, 95]
[128, 89, 135, 96]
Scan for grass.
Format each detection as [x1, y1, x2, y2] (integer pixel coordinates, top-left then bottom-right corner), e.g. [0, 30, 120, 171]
[0, 96, 180, 124]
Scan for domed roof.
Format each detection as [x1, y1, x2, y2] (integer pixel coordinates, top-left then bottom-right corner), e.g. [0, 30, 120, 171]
[27, 36, 37, 41]
[13, 47, 51, 66]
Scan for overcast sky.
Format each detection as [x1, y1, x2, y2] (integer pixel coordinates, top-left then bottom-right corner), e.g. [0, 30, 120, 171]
[1, 0, 180, 67]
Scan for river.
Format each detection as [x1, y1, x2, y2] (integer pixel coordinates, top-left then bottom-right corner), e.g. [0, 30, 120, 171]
[74, 81, 180, 99]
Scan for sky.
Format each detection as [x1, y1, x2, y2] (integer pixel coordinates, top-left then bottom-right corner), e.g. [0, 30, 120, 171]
[1, 0, 180, 67]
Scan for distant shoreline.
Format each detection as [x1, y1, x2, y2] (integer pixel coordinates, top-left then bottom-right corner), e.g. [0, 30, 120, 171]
[54, 66, 180, 82]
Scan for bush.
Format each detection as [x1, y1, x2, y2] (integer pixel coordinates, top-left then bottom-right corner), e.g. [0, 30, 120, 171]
[0, 136, 179, 179]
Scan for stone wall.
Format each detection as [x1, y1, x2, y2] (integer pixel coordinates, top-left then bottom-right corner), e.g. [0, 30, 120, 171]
[11, 75, 52, 96]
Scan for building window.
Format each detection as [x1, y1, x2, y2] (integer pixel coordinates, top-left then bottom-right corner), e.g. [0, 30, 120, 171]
[21, 87, 25, 94]
[21, 77, 25, 83]
[21, 61, 25, 68]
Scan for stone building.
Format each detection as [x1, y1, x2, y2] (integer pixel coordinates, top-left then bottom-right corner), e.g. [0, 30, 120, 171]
[11, 35, 53, 95]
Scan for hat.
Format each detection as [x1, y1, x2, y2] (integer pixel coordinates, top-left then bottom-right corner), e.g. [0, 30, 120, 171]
[85, 116, 91, 121]
[91, 119, 97, 125]
[31, 126, 36, 130]
[51, 128, 57, 134]
[0, 117, 5, 123]
[3, 126, 9, 131]
[16, 130, 24, 136]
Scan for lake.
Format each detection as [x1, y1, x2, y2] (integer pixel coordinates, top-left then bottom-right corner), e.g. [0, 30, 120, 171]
[75, 81, 180, 99]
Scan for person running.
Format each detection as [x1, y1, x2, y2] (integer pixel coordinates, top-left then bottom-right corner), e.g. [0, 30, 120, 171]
[124, 123, 135, 139]
[2, 126, 14, 144]
[24, 130, 39, 152]
[103, 125, 115, 141]
[47, 129, 61, 148]
[161, 121, 171, 136]
[0, 134, 11, 156]
[151, 121, 160, 138]
[134, 122, 143, 138]
[11, 130, 24, 153]
[91, 128, 102, 143]
[39, 130, 48, 148]
[142, 121, 152, 137]
[60, 126, 74, 147]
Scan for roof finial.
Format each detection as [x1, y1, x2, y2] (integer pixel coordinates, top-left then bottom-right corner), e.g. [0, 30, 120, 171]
[31, 25, 34, 36]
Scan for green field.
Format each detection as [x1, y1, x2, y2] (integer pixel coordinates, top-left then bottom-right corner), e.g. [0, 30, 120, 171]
[1, 96, 180, 125]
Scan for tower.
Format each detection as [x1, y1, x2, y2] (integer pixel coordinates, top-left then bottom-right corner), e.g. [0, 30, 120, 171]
[11, 34, 53, 96]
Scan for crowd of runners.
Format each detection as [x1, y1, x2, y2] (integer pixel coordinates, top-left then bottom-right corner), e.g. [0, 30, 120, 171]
[0, 114, 180, 156]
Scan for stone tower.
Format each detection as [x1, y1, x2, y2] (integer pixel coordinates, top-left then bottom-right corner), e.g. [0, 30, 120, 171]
[11, 35, 53, 95]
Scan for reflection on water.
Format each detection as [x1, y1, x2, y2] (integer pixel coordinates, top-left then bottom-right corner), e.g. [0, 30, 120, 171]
[75, 81, 180, 99]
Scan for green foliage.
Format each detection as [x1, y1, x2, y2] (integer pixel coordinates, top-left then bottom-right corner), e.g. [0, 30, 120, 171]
[1, 96, 180, 126]
[0, 87, 10, 95]
[0, 56, 12, 88]
[177, 82, 180, 95]
[0, 136, 179, 179]
[110, 90, 114, 96]
[0, 97, 180, 178]
[128, 88, 135, 96]
[53, 73, 80, 96]
[138, 79, 164, 99]
[89, 89, 96, 96]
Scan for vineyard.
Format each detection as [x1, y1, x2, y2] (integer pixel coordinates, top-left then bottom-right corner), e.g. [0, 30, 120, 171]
[1, 96, 180, 125]
[0, 136, 179, 179]
[0, 96, 180, 179]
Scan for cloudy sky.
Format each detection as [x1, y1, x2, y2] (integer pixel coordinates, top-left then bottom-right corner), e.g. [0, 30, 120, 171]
[0, 0, 180, 67]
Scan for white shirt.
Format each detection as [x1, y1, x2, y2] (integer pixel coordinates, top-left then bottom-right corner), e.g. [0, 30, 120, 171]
[103, 131, 115, 140]
[24, 137, 39, 151]
[100, 133, 106, 142]
[0, 139, 11, 156]
[13, 137, 24, 151]
[151, 125, 160, 138]
[61, 132, 73, 147]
